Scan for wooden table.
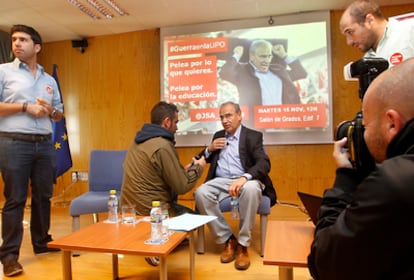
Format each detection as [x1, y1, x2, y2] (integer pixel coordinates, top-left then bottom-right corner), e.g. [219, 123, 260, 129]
[263, 220, 314, 280]
[48, 219, 194, 280]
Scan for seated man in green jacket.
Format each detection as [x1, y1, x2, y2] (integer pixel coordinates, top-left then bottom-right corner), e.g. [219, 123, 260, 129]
[120, 101, 206, 266]
[121, 101, 205, 216]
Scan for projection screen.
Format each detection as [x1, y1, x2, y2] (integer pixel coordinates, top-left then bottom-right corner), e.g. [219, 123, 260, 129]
[161, 11, 332, 147]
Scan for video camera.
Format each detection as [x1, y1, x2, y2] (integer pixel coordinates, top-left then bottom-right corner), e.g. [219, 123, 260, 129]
[335, 57, 389, 176]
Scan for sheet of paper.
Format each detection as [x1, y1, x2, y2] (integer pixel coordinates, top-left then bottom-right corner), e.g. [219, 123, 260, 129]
[168, 213, 217, 232]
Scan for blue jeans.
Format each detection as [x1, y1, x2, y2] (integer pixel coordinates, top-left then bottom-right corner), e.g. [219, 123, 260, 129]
[0, 137, 56, 261]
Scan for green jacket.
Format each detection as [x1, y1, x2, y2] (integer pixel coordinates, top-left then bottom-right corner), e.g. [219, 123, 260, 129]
[121, 133, 203, 216]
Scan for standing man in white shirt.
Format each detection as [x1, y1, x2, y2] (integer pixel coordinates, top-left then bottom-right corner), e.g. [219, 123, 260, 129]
[340, 0, 414, 67]
[0, 24, 63, 277]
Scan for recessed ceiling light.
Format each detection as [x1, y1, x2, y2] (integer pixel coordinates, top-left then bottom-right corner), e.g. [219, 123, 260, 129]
[67, 0, 128, 20]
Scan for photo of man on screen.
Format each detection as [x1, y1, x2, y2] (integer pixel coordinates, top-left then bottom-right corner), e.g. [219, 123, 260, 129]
[220, 39, 308, 127]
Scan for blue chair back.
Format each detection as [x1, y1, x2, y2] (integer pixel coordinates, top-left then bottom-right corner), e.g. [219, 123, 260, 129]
[88, 150, 127, 192]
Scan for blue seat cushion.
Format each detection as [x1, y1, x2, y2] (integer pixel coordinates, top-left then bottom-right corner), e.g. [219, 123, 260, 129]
[69, 191, 115, 216]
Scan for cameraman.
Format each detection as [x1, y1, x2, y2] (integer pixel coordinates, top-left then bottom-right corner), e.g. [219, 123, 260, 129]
[340, 0, 414, 66]
[308, 58, 414, 279]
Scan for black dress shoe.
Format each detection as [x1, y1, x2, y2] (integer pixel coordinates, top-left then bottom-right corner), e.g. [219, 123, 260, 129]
[144, 257, 160, 266]
[2, 259, 23, 277]
[34, 247, 61, 255]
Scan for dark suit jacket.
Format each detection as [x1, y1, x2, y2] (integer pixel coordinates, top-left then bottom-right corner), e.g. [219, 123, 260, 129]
[201, 126, 277, 206]
[220, 58, 307, 105]
[220, 58, 307, 127]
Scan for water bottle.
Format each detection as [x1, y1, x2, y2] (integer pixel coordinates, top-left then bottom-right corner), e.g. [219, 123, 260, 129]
[150, 201, 163, 243]
[161, 203, 170, 237]
[230, 196, 240, 220]
[107, 189, 118, 223]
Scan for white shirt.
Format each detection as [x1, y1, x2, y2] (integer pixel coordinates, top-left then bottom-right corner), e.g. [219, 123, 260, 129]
[0, 59, 63, 134]
[254, 69, 282, 105]
[365, 18, 414, 67]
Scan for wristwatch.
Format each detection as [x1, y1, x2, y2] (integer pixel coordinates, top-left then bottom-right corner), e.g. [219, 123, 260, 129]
[50, 108, 58, 118]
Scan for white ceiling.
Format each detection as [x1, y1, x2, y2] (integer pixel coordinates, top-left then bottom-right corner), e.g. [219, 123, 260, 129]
[0, 0, 412, 43]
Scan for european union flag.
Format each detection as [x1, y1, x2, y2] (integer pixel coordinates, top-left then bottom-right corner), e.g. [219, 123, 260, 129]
[52, 64, 72, 177]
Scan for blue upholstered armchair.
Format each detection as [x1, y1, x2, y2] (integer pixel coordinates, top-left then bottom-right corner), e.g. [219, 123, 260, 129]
[69, 150, 127, 232]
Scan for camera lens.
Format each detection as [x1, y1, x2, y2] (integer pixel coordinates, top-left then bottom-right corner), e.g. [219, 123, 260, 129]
[335, 120, 352, 141]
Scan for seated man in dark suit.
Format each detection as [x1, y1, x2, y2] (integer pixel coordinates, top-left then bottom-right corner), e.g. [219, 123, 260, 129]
[194, 101, 276, 271]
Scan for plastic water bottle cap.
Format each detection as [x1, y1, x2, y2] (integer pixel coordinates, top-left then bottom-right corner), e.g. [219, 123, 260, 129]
[110, 189, 117, 195]
[152, 201, 160, 207]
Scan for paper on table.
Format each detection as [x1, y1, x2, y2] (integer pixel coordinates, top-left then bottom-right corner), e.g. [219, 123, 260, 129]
[168, 213, 217, 232]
